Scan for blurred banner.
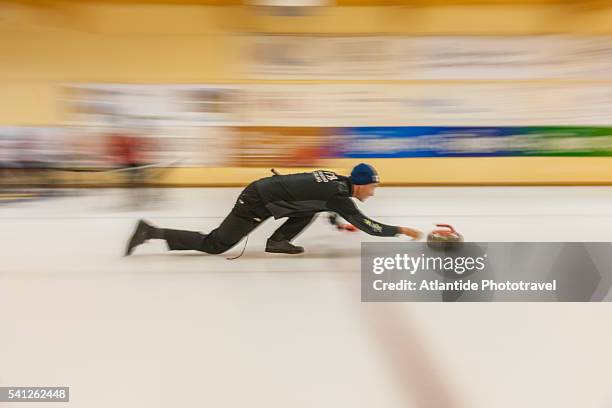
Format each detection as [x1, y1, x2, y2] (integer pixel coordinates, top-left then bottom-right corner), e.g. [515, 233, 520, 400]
[63, 84, 244, 126]
[62, 83, 612, 127]
[241, 35, 397, 79]
[338, 126, 612, 158]
[240, 35, 612, 80]
[229, 126, 339, 167]
[0, 126, 231, 171]
[241, 85, 399, 126]
[394, 36, 566, 80]
[4, 125, 612, 176]
[0, 127, 78, 169]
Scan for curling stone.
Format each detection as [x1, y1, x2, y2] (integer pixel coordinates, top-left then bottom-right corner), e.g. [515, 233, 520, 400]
[426, 224, 464, 250]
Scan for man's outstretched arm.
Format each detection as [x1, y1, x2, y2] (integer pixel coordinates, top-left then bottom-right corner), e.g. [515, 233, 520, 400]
[327, 197, 422, 239]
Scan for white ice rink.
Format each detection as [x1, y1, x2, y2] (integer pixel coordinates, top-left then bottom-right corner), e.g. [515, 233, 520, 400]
[2, 186, 612, 408]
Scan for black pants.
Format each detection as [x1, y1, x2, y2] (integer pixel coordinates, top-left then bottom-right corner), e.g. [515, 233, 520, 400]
[161, 183, 315, 254]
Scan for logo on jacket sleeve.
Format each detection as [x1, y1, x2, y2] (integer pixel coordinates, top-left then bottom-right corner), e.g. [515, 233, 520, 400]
[363, 218, 382, 233]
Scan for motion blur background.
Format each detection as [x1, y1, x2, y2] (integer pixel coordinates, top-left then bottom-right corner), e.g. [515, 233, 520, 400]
[4, 0, 612, 187]
[4, 1, 612, 408]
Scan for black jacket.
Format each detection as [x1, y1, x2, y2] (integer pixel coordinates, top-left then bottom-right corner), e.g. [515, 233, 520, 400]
[253, 170, 399, 237]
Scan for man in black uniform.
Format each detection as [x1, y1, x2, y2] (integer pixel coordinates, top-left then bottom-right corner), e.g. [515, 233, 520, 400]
[125, 163, 422, 256]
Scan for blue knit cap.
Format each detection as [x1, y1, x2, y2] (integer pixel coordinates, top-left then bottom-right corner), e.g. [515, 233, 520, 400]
[350, 163, 379, 185]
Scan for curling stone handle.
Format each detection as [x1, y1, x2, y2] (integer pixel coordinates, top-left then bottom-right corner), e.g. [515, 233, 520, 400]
[435, 224, 456, 233]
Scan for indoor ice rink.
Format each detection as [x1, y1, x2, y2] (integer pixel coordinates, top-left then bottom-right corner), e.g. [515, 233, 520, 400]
[3, 186, 612, 407]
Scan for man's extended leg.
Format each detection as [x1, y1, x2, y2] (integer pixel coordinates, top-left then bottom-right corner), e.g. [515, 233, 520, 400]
[126, 213, 265, 256]
[266, 214, 316, 254]
[162, 212, 263, 254]
[125, 182, 269, 255]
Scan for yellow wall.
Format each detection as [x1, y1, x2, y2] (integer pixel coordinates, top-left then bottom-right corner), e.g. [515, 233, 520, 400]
[4, 1, 612, 184]
[150, 157, 612, 186]
[6, 1, 612, 125]
[142, 157, 612, 186]
[7, 157, 610, 187]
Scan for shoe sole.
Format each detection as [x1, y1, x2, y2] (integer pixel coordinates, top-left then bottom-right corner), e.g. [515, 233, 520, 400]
[265, 248, 304, 255]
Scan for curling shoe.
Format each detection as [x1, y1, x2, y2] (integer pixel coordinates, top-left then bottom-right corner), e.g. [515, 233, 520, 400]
[265, 239, 304, 255]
